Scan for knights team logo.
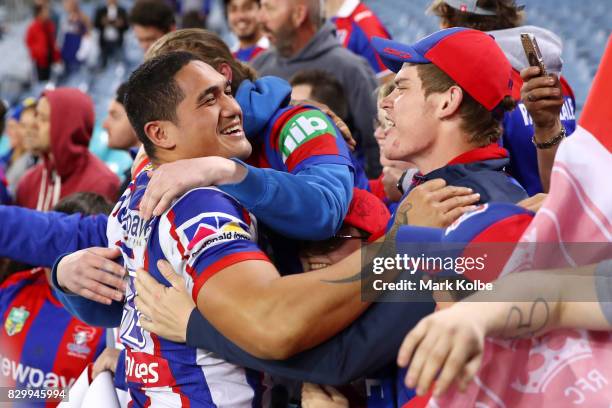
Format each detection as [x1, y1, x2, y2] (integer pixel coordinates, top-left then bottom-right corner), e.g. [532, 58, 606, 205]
[182, 212, 252, 254]
[5, 306, 30, 336]
[67, 326, 96, 359]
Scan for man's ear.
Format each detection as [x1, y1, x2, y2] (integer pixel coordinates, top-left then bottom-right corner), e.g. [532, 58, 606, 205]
[218, 63, 233, 83]
[292, 3, 308, 27]
[143, 121, 176, 150]
[437, 85, 463, 120]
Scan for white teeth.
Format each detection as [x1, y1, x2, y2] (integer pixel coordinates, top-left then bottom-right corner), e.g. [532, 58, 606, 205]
[309, 263, 329, 270]
[221, 125, 241, 135]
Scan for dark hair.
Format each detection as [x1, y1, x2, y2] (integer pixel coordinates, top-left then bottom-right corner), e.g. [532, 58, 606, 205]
[115, 82, 128, 105]
[416, 64, 515, 145]
[181, 10, 206, 29]
[289, 69, 349, 122]
[0, 100, 7, 136]
[429, 0, 524, 31]
[0, 192, 112, 284]
[223, 0, 261, 13]
[223, 0, 261, 20]
[54, 192, 114, 215]
[32, 4, 45, 17]
[130, 0, 176, 32]
[124, 51, 198, 159]
[146, 29, 256, 95]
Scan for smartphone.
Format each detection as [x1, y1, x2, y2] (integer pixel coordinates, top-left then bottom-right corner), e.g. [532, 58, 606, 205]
[521, 33, 548, 76]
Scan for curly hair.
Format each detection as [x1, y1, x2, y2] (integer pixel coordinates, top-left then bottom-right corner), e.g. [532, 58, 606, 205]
[429, 0, 525, 31]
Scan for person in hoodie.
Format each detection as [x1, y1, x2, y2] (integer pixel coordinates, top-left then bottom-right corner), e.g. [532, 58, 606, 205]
[15, 88, 120, 210]
[253, 0, 381, 178]
[429, 0, 576, 195]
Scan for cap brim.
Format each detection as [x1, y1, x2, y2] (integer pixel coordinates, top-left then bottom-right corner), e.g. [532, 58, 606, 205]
[372, 37, 430, 73]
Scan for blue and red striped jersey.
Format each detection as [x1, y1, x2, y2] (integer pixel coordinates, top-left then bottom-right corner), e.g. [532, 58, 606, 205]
[232, 37, 269, 63]
[247, 104, 369, 190]
[107, 166, 268, 406]
[0, 268, 105, 407]
[332, 0, 392, 77]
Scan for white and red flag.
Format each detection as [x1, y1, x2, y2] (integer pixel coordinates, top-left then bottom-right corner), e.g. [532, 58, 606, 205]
[435, 35, 612, 407]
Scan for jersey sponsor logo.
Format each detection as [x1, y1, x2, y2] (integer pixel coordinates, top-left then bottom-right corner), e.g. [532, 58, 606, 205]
[4, 306, 29, 336]
[125, 351, 174, 387]
[67, 326, 96, 359]
[0, 353, 75, 388]
[121, 211, 152, 247]
[183, 213, 251, 254]
[445, 204, 489, 236]
[279, 110, 336, 161]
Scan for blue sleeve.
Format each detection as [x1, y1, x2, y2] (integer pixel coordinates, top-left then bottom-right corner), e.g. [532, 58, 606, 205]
[0, 205, 109, 267]
[53, 287, 123, 327]
[186, 299, 434, 385]
[113, 349, 127, 391]
[51, 254, 123, 327]
[219, 162, 352, 240]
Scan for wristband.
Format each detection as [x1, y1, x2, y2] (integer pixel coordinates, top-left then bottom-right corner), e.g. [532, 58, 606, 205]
[532, 125, 566, 149]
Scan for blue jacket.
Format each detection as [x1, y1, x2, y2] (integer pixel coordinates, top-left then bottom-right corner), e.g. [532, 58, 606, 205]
[400, 144, 528, 205]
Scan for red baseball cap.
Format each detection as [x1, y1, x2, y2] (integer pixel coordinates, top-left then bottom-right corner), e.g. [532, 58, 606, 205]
[343, 188, 390, 237]
[372, 27, 513, 111]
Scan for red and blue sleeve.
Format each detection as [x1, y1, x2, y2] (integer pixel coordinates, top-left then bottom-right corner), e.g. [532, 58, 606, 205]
[275, 107, 354, 173]
[164, 188, 269, 301]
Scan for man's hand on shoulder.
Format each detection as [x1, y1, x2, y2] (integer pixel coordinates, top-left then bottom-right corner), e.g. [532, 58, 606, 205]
[394, 179, 480, 229]
[139, 157, 247, 220]
[134, 260, 195, 344]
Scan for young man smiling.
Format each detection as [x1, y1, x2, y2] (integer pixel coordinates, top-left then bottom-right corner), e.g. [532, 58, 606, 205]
[373, 28, 528, 205]
[224, 0, 269, 62]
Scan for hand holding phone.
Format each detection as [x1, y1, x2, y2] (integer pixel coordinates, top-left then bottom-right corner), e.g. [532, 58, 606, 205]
[521, 33, 548, 76]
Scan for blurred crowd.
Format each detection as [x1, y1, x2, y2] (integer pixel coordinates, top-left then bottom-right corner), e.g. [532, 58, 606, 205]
[0, 0, 610, 407]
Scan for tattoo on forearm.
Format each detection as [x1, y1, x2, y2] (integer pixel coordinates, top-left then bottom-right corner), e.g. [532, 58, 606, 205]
[501, 298, 550, 339]
[395, 202, 412, 226]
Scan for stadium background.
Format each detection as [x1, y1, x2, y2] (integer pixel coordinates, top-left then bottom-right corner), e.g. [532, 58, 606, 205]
[0, 0, 609, 181]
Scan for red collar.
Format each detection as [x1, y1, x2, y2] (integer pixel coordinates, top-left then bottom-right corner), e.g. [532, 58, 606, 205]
[447, 143, 508, 166]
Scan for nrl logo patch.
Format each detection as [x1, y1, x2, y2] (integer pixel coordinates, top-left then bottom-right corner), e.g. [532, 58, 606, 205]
[5, 306, 30, 336]
[67, 326, 96, 359]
